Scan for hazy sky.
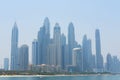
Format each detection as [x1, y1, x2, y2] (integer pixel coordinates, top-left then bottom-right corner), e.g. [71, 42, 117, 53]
[0, 0, 120, 67]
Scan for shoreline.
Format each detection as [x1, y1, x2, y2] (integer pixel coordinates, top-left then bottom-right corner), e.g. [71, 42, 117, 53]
[0, 73, 118, 77]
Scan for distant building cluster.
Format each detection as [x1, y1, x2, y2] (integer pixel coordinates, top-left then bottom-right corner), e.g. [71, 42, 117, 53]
[105, 54, 120, 73]
[4, 17, 120, 73]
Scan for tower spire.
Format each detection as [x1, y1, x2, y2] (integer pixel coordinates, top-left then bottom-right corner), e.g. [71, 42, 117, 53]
[13, 22, 18, 29]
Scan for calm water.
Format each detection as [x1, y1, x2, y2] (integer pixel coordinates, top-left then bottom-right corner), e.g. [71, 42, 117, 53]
[0, 75, 120, 80]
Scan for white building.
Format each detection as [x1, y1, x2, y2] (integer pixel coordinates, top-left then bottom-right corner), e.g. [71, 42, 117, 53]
[72, 48, 83, 72]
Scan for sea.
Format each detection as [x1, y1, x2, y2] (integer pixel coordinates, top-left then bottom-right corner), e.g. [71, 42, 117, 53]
[0, 75, 119, 80]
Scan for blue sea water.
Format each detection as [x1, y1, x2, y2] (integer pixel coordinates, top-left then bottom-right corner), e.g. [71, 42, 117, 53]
[0, 75, 120, 80]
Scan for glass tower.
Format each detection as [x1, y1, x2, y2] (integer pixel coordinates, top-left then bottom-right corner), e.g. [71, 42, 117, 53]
[11, 22, 18, 70]
[95, 29, 103, 72]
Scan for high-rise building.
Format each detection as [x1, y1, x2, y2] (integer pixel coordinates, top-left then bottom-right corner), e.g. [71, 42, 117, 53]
[72, 48, 83, 72]
[111, 56, 120, 73]
[95, 29, 103, 72]
[61, 33, 66, 69]
[11, 22, 19, 70]
[37, 17, 50, 65]
[32, 39, 38, 65]
[87, 39, 93, 71]
[38, 27, 44, 65]
[82, 35, 93, 72]
[82, 35, 88, 72]
[4, 58, 9, 71]
[53, 23, 62, 68]
[43, 17, 50, 64]
[18, 45, 29, 71]
[47, 44, 56, 66]
[106, 53, 112, 72]
[68, 22, 75, 65]
[64, 45, 69, 68]
[92, 55, 96, 71]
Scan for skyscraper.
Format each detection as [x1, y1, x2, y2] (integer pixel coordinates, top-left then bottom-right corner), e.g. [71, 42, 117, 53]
[4, 58, 9, 71]
[72, 48, 83, 72]
[61, 33, 66, 69]
[32, 39, 38, 65]
[47, 44, 56, 66]
[91, 55, 96, 71]
[68, 22, 75, 65]
[82, 35, 88, 72]
[37, 17, 50, 65]
[43, 18, 50, 64]
[53, 23, 62, 68]
[38, 27, 44, 65]
[95, 29, 103, 72]
[18, 45, 29, 71]
[87, 39, 93, 71]
[112, 56, 120, 73]
[82, 35, 93, 72]
[11, 22, 18, 70]
[106, 53, 112, 72]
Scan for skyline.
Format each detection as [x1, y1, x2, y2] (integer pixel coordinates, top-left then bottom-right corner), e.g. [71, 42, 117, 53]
[9, 18, 119, 73]
[0, 0, 120, 67]
[0, 18, 119, 67]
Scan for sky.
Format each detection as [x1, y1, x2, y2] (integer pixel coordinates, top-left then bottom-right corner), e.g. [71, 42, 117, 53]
[0, 0, 120, 68]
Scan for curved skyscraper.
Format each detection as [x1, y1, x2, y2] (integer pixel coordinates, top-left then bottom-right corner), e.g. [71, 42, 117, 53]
[11, 22, 18, 70]
[95, 29, 103, 72]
